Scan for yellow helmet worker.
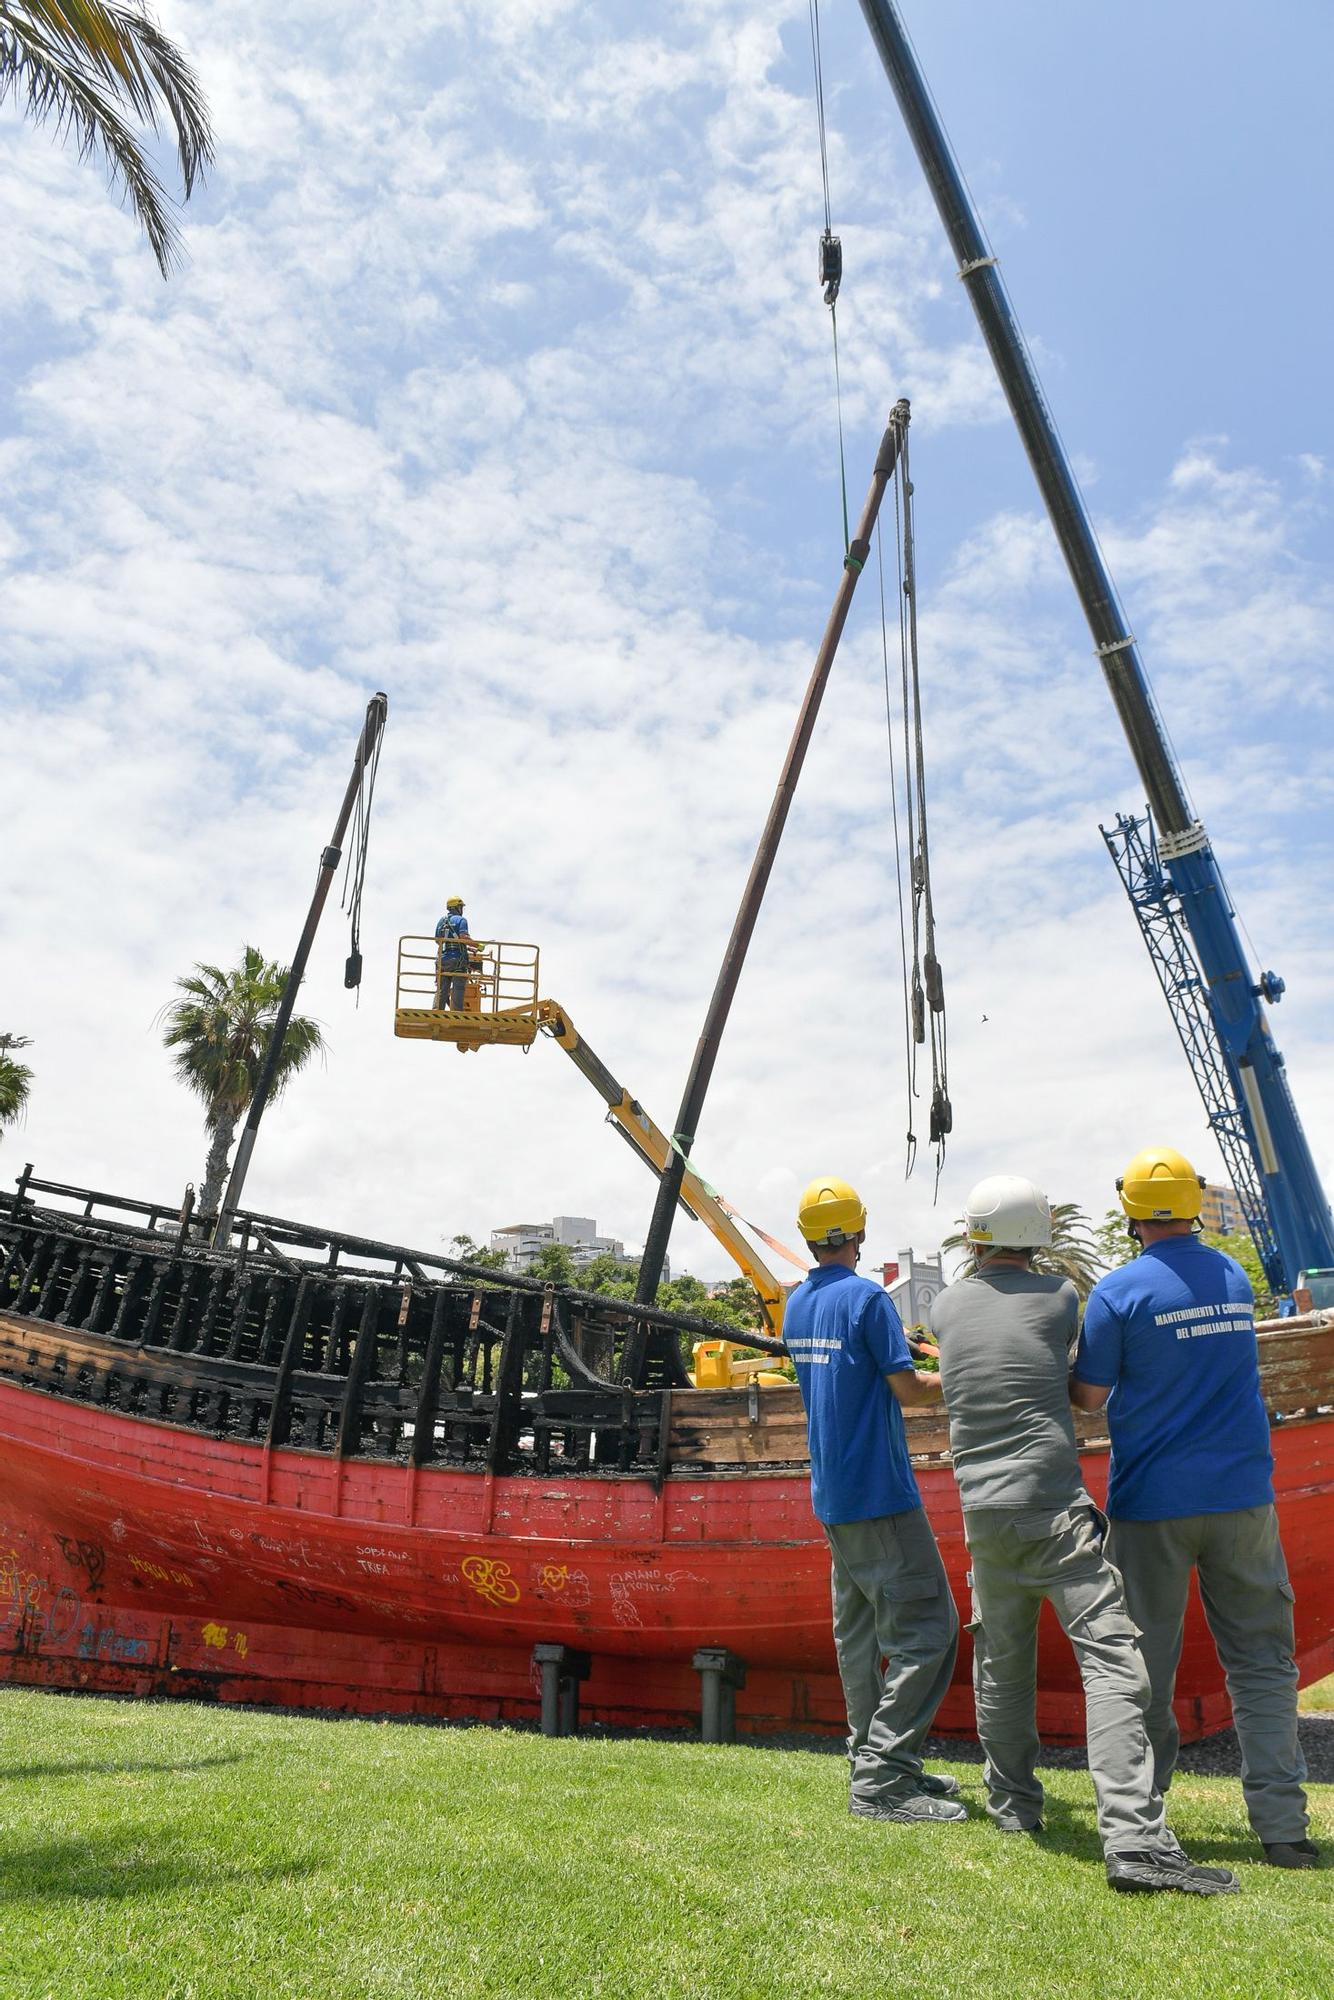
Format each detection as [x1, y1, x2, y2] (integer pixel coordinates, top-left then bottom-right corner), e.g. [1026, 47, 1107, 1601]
[796, 1177, 867, 1250]
[1116, 1146, 1206, 1222]
[436, 896, 473, 1009]
[785, 1169, 960, 1823]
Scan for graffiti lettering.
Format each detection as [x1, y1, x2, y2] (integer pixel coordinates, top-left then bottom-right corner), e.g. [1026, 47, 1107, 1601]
[532, 1562, 591, 1607]
[0, 1549, 44, 1620]
[129, 1555, 197, 1589]
[460, 1557, 521, 1607]
[45, 1585, 83, 1646]
[608, 1568, 701, 1629]
[0, 1555, 84, 1648]
[55, 1536, 106, 1591]
[200, 1622, 249, 1658]
[77, 1623, 150, 1664]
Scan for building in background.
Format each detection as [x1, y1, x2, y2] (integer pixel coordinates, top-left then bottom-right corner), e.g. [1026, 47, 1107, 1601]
[883, 1249, 944, 1330]
[488, 1215, 668, 1278]
[1199, 1184, 1248, 1236]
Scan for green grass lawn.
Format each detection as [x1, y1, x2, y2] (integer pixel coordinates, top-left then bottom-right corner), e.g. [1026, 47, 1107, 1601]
[1299, 1671, 1334, 1712]
[0, 1691, 1328, 2000]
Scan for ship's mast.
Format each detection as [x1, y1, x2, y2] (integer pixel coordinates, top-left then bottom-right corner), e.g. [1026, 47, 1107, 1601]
[634, 409, 911, 1323]
[857, 0, 1334, 1289]
[212, 692, 388, 1246]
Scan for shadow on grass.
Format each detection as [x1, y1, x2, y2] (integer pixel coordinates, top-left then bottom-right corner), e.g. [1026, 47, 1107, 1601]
[0, 1833, 315, 1904]
[2, 1753, 249, 1782]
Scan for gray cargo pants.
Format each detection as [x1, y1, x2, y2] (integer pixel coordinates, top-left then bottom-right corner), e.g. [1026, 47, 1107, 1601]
[1107, 1505, 1309, 1845]
[964, 1501, 1165, 1853]
[823, 1505, 960, 1806]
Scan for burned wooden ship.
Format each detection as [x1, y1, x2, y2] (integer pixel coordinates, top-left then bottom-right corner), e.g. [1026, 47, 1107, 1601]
[3, 1173, 1331, 1740]
[7, 4, 1334, 1752]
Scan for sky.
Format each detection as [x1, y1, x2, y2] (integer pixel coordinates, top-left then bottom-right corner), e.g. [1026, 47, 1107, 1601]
[2, 0, 1332, 1285]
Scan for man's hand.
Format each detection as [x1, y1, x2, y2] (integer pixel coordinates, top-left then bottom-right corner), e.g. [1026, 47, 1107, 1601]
[887, 1367, 944, 1407]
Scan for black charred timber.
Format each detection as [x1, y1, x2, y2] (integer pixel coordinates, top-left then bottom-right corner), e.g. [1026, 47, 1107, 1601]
[211, 690, 388, 1246]
[0, 1183, 806, 1474]
[634, 403, 912, 1334]
[856, 0, 1189, 835]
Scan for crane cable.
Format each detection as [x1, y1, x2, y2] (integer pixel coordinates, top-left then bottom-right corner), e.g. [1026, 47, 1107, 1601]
[807, 0, 850, 552]
[876, 513, 918, 1178]
[892, 430, 951, 1186]
[807, 5, 950, 1189]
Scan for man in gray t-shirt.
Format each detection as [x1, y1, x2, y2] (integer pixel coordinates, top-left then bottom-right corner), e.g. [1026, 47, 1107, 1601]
[929, 1175, 1237, 1898]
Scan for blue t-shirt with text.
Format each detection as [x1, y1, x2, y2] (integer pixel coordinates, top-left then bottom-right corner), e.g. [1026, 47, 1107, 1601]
[1073, 1236, 1272, 1521]
[784, 1264, 920, 1526]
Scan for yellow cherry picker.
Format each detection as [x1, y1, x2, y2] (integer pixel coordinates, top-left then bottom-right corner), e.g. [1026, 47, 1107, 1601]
[393, 933, 800, 1379]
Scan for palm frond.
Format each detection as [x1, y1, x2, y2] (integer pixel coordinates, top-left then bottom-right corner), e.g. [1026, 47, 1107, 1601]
[0, 2, 212, 275]
[159, 946, 327, 1130]
[941, 1202, 1104, 1300]
[0, 1053, 35, 1128]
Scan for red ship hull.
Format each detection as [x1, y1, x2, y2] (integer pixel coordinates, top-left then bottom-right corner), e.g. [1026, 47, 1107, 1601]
[2, 1378, 1330, 1742]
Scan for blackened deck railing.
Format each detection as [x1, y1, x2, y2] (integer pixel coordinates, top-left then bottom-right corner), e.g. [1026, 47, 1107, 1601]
[0, 1177, 786, 1480]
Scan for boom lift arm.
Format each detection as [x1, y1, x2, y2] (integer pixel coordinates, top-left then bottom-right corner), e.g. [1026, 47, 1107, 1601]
[393, 939, 791, 1335]
[535, 1001, 789, 1338]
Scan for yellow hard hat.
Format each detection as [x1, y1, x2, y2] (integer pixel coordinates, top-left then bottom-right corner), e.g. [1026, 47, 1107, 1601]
[797, 1176, 867, 1248]
[446, 895, 464, 909]
[1117, 1146, 1205, 1221]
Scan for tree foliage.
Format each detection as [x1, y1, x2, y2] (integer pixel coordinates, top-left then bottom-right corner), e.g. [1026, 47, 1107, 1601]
[445, 1233, 507, 1273]
[1201, 1228, 1276, 1319]
[1092, 1206, 1139, 1272]
[0, 0, 213, 275]
[528, 1242, 578, 1287]
[499, 1245, 768, 1332]
[0, 1032, 34, 1139]
[159, 947, 324, 1215]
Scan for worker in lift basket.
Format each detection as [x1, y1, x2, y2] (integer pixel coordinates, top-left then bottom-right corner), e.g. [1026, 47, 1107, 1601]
[784, 1177, 964, 1825]
[1071, 1147, 1318, 1872]
[434, 895, 473, 1009]
[929, 1174, 1236, 1896]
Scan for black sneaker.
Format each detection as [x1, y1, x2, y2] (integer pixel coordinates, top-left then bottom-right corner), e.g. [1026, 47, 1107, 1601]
[1106, 1847, 1240, 1896]
[916, 1771, 962, 1799]
[1262, 1839, 1320, 1870]
[996, 1817, 1044, 1836]
[852, 1791, 968, 1825]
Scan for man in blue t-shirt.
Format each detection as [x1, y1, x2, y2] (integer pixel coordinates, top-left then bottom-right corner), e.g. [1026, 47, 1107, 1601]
[1072, 1146, 1315, 1870]
[435, 895, 473, 1008]
[785, 1175, 963, 1825]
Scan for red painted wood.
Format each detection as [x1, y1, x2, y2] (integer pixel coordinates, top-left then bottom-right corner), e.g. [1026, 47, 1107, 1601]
[0, 1381, 1328, 1740]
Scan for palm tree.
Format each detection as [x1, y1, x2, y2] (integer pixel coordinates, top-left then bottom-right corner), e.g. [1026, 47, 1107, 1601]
[0, 2, 213, 276]
[942, 1201, 1105, 1300]
[0, 1033, 34, 1142]
[160, 948, 325, 1218]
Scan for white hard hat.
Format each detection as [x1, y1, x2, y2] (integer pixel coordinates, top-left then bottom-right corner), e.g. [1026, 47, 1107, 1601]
[964, 1175, 1052, 1250]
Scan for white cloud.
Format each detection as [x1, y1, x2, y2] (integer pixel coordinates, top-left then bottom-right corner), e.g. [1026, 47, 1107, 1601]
[2, 1, 1331, 1287]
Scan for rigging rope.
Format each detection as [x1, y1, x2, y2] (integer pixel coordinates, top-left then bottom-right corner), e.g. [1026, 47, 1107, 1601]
[806, 6, 950, 1189]
[876, 512, 917, 1179]
[340, 715, 384, 1003]
[895, 428, 951, 1188]
[807, 0, 850, 551]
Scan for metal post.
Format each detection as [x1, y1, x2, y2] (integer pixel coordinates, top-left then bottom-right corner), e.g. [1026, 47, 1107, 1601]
[212, 693, 388, 1246]
[634, 405, 911, 1309]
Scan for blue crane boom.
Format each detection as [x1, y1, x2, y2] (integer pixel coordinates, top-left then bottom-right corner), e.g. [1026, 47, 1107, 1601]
[856, 0, 1334, 1292]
